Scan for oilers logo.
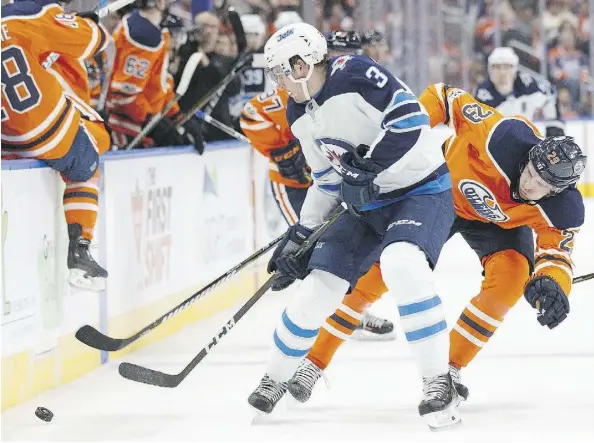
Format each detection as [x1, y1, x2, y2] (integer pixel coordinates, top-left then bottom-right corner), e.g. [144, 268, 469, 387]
[459, 179, 509, 222]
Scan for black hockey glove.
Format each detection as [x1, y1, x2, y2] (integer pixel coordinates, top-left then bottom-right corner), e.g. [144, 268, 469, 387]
[77, 11, 100, 24]
[270, 141, 310, 184]
[545, 126, 565, 137]
[524, 276, 570, 329]
[339, 148, 382, 208]
[181, 115, 205, 155]
[147, 116, 185, 147]
[267, 223, 314, 291]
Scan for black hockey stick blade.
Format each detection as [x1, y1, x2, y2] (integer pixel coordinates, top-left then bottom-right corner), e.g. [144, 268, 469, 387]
[75, 326, 129, 352]
[573, 273, 594, 284]
[119, 276, 275, 387]
[118, 209, 346, 388]
[75, 233, 283, 351]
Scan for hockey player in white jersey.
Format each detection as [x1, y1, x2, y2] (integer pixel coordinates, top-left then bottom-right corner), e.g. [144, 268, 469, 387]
[247, 23, 460, 430]
[475, 47, 565, 136]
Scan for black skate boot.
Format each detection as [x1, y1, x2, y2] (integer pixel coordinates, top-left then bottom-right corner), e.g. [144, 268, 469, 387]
[449, 364, 469, 402]
[287, 358, 325, 403]
[67, 224, 108, 291]
[418, 373, 462, 431]
[248, 375, 287, 414]
[352, 312, 396, 341]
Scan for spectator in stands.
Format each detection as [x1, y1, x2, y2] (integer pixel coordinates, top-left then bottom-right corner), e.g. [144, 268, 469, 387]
[548, 20, 590, 106]
[543, 0, 577, 44]
[557, 85, 579, 119]
[176, 10, 242, 141]
[576, 1, 590, 55]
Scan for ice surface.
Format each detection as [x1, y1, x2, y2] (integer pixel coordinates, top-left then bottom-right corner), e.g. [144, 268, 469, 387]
[2, 201, 593, 442]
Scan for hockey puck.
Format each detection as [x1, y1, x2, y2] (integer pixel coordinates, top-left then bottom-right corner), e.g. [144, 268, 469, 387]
[35, 407, 53, 422]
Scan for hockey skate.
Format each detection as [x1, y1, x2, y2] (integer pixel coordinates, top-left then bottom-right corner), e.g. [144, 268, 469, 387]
[449, 364, 469, 402]
[418, 373, 462, 431]
[248, 375, 287, 414]
[287, 358, 326, 403]
[67, 224, 107, 291]
[351, 311, 396, 341]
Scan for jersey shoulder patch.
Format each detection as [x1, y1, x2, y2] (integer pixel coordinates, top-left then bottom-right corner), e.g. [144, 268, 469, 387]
[327, 55, 390, 92]
[473, 80, 504, 107]
[538, 187, 585, 229]
[125, 11, 163, 49]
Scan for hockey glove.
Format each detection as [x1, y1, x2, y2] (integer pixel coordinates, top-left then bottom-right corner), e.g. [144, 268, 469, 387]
[339, 149, 382, 208]
[267, 223, 314, 291]
[524, 276, 570, 329]
[147, 116, 185, 147]
[182, 115, 205, 155]
[545, 126, 565, 137]
[270, 141, 310, 184]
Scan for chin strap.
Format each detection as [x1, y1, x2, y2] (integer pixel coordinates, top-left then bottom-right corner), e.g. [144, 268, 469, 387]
[288, 62, 316, 102]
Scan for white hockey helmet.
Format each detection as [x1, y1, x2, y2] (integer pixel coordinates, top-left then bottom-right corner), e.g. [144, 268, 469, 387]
[240, 14, 266, 36]
[264, 23, 327, 100]
[488, 47, 519, 68]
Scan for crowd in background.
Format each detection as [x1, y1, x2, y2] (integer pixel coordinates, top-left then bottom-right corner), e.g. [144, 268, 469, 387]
[80, 0, 594, 146]
[471, 0, 591, 118]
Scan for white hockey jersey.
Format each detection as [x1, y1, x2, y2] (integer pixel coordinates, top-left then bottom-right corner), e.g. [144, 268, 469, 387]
[286, 55, 451, 228]
[474, 72, 565, 136]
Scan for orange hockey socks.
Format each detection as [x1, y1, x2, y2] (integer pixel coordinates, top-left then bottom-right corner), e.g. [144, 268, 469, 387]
[307, 263, 388, 370]
[449, 249, 530, 368]
[63, 169, 100, 241]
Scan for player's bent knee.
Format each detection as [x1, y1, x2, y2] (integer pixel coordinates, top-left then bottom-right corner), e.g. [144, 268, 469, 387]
[483, 249, 530, 305]
[380, 242, 436, 301]
[285, 270, 349, 328]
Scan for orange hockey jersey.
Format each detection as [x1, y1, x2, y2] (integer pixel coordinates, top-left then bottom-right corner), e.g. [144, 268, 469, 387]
[419, 83, 585, 295]
[240, 88, 310, 188]
[1, 2, 108, 159]
[107, 10, 171, 124]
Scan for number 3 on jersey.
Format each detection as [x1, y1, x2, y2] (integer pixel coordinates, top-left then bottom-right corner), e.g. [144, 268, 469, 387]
[365, 66, 388, 88]
[1, 46, 42, 121]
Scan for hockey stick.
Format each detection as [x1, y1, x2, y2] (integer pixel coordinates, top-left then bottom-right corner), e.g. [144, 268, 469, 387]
[75, 233, 284, 352]
[119, 208, 346, 388]
[98, 0, 135, 17]
[573, 273, 594, 284]
[124, 51, 204, 150]
[178, 53, 253, 126]
[195, 110, 251, 144]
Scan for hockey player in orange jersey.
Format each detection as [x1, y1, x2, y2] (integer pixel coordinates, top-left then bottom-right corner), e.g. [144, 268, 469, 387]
[1, 0, 111, 290]
[419, 83, 586, 400]
[286, 83, 587, 404]
[106, 0, 203, 151]
[240, 60, 395, 349]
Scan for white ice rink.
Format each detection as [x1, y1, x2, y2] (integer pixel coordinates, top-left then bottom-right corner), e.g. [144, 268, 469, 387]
[2, 201, 594, 442]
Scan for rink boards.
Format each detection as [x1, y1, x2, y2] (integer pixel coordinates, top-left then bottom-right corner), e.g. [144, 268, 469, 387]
[2, 120, 594, 410]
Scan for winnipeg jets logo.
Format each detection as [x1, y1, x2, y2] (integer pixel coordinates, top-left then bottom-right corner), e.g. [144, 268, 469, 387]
[331, 56, 352, 75]
[315, 138, 354, 173]
[459, 180, 509, 222]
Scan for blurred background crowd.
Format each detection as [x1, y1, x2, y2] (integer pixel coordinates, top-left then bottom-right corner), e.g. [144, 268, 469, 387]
[63, 0, 594, 143]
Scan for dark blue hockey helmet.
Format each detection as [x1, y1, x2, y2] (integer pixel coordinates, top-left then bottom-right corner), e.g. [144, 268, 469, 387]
[528, 136, 587, 192]
[326, 30, 362, 55]
[361, 30, 384, 46]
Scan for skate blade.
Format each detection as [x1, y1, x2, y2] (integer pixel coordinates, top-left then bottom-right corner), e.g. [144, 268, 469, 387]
[69, 270, 105, 291]
[351, 330, 397, 342]
[424, 403, 462, 431]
